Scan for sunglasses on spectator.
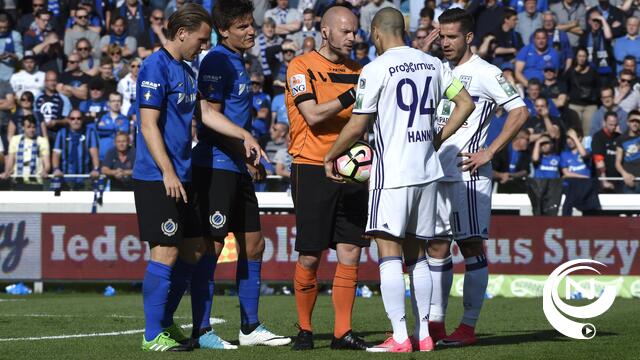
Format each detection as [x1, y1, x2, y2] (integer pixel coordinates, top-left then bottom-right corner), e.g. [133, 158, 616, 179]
[415, 35, 427, 39]
[540, 141, 551, 145]
[69, 117, 83, 121]
[152, 16, 163, 21]
[110, 51, 121, 56]
[251, 81, 262, 85]
[130, 64, 140, 68]
[33, 3, 45, 8]
[77, 47, 90, 51]
[620, 78, 633, 83]
[76, 15, 88, 19]
[629, 118, 640, 123]
[68, 60, 79, 64]
[20, 97, 32, 102]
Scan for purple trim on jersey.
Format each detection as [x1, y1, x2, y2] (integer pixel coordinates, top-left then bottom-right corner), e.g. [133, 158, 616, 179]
[428, 260, 454, 272]
[465, 254, 488, 271]
[378, 256, 403, 265]
[466, 180, 479, 235]
[468, 101, 496, 180]
[373, 115, 385, 190]
[499, 96, 519, 108]
[404, 256, 427, 267]
[369, 189, 380, 229]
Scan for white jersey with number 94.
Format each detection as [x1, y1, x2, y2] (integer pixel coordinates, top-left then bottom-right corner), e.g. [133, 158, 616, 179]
[353, 46, 457, 191]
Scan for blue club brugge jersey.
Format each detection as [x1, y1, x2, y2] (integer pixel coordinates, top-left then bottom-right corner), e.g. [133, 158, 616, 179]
[133, 48, 198, 182]
[192, 44, 252, 173]
[534, 154, 561, 179]
[560, 150, 592, 177]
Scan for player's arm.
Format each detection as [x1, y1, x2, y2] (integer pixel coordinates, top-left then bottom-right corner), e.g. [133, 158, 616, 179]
[139, 107, 187, 202]
[514, 60, 528, 87]
[323, 113, 371, 181]
[433, 79, 475, 151]
[288, 59, 356, 127]
[199, 100, 263, 165]
[615, 146, 636, 188]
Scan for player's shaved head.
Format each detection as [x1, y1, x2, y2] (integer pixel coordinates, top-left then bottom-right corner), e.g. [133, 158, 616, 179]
[371, 7, 405, 37]
[320, 5, 356, 29]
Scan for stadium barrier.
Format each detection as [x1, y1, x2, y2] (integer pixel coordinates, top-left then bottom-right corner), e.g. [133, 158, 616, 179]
[0, 205, 639, 297]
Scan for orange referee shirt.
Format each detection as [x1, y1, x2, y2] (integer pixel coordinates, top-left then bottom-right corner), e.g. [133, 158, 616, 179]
[286, 50, 362, 165]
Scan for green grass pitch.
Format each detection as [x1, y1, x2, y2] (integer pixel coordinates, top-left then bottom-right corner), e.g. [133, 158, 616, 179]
[0, 293, 638, 359]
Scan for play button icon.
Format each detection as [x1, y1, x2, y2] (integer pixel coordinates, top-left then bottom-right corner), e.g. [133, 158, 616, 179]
[582, 324, 596, 339]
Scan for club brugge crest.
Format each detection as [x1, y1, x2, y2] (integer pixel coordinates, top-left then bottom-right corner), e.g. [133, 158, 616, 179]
[209, 211, 226, 229]
[161, 218, 178, 236]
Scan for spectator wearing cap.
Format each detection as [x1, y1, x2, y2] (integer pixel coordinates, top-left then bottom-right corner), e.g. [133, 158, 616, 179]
[527, 134, 562, 215]
[75, 38, 99, 77]
[516, 0, 542, 46]
[580, 8, 615, 85]
[138, 8, 168, 59]
[117, 0, 147, 40]
[591, 111, 622, 192]
[0, 13, 23, 84]
[94, 56, 118, 95]
[493, 7, 524, 67]
[23, 10, 62, 72]
[0, 116, 50, 190]
[96, 92, 129, 161]
[615, 110, 640, 193]
[515, 29, 561, 86]
[117, 57, 140, 116]
[540, 11, 573, 72]
[10, 51, 45, 98]
[549, 0, 586, 48]
[63, 7, 100, 59]
[100, 16, 137, 59]
[265, 0, 302, 37]
[590, 86, 628, 137]
[614, 17, 640, 77]
[79, 79, 109, 121]
[566, 47, 600, 134]
[58, 53, 91, 108]
[101, 131, 135, 191]
[288, 8, 321, 51]
[35, 70, 72, 138]
[8, 91, 47, 139]
[52, 109, 100, 190]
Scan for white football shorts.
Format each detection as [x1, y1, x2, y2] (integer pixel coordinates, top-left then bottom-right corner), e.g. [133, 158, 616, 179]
[434, 178, 492, 241]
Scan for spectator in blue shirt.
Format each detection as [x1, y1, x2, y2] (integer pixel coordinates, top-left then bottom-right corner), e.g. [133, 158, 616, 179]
[0, 13, 23, 83]
[95, 92, 130, 161]
[560, 128, 601, 215]
[527, 134, 562, 215]
[540, 11, 572, 72]
[79, 79, 109, 121]
[515, 29, 560, 86]
[52, 109, 100, 190]
[614, 17, 640, 77]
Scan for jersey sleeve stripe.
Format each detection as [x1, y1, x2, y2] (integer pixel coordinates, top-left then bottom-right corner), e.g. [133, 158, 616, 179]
[139, 104, 162, 110]
[327, 73, 359, 84]
[352, 110, 376, 114]
[499, 96, 520, 107]
[293, 93, 316, 105]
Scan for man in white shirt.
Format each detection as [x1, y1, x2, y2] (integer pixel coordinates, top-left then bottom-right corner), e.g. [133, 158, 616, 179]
[324, 7, 475, 353]
[429, 8, 529, 347]
[10, 51, 45, 98]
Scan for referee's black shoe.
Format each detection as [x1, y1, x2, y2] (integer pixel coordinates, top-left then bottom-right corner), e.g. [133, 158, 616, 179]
[291, 327, 314, 351]
[330, 330, 369, 350]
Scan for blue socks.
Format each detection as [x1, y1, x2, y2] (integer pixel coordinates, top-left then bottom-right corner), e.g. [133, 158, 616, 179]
[143, 261, 172, 341]
[190, 254, 217, 337]
[161, 260, 195, 328]
[237, 259, 262, 326]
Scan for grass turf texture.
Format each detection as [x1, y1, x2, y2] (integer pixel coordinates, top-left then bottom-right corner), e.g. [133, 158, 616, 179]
[0, 293, 638, 359]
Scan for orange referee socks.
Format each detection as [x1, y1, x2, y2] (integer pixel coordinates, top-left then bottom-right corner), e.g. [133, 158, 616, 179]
[332, 263, 358, 338]
[294, 262, 318, 332]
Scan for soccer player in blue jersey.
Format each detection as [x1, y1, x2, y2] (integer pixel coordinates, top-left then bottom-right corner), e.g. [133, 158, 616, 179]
[134, 3, 262, 352]
[190, 0, 291, 348]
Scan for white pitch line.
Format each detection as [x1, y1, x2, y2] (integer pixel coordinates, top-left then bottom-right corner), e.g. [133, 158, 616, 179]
[0, 314, 192, 319]
[0, 299, 26, 302]
[0, 318, 226, 342]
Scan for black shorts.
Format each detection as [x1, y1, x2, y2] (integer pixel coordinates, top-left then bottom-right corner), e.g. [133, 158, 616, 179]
[192, 167, 261, 239]
[291, 163, 369, 252]
[133, 180, 200, 246]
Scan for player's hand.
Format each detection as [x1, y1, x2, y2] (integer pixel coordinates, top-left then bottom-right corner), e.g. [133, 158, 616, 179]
[0, 172, 8, 180]
[623, 172, 636, 188]
[163, 171, 187, 203]
[90, 169, 100, 179]
[53, 169, 64, 178]
[324, 159, 344, 183]
[497, 172, 510, 184]
[247, 163, 267, 182]
[243, 133, 263, 166]
[422, 28, 440, 52]
[459, 149, 493, 174]
[566, 128, 577, 139]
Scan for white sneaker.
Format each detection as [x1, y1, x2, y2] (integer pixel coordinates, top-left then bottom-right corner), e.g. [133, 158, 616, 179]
[238, 324, 291, 346]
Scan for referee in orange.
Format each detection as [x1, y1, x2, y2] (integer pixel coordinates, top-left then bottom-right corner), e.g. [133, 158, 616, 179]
[286, 5, 369, 351]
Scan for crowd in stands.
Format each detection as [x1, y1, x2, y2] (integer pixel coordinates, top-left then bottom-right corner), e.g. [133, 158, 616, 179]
[0, 0, 638, 215]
